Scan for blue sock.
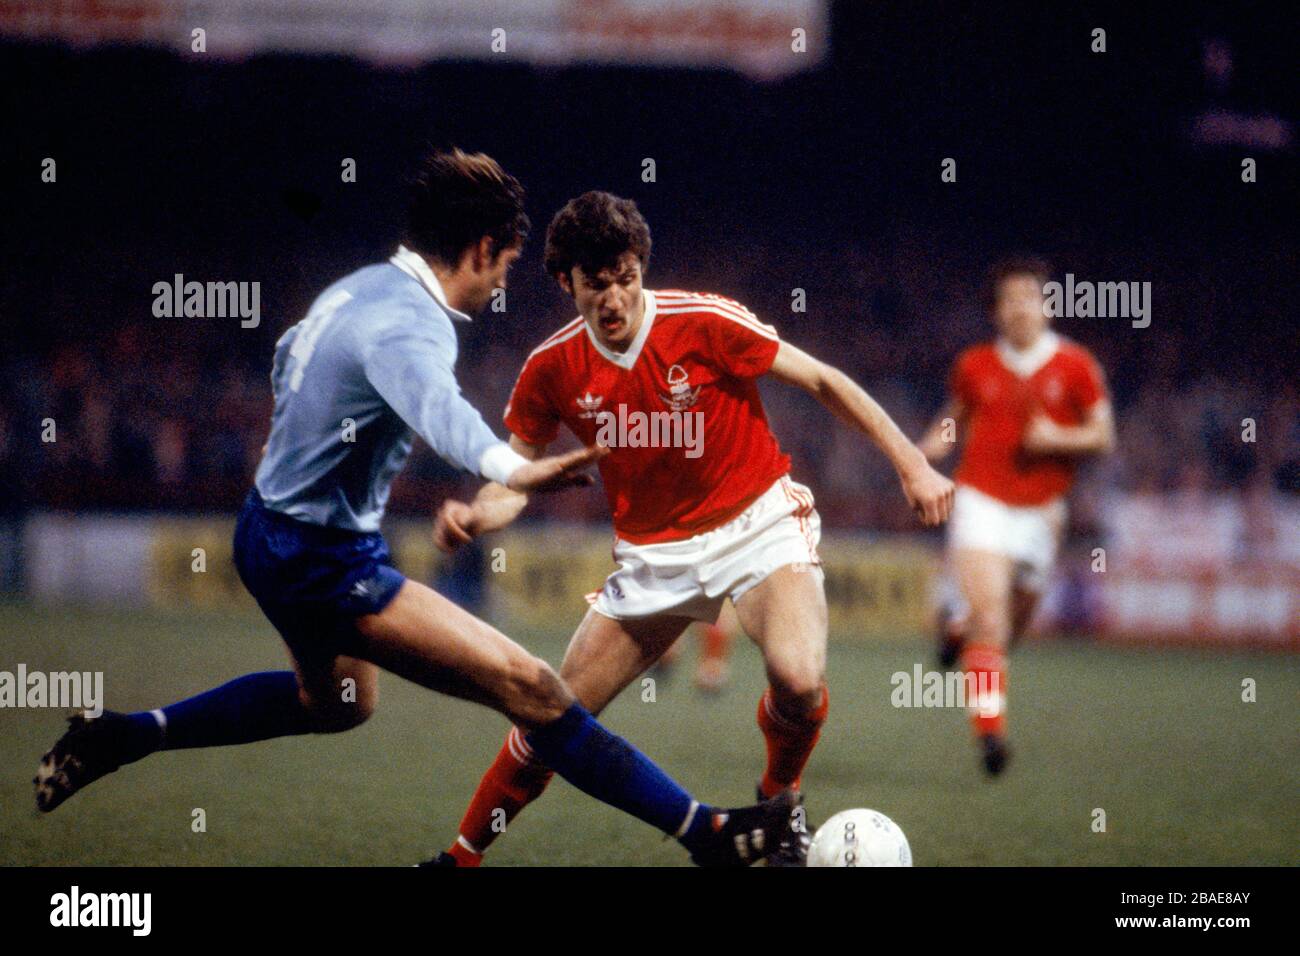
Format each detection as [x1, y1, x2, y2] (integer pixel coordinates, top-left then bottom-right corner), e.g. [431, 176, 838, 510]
[121, 671, 312, 763]
[524, 703, 717, 851]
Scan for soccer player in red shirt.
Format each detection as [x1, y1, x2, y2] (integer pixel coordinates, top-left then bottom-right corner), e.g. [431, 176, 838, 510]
[918, 258, 1114, 774]
[426, 191, 955, 866]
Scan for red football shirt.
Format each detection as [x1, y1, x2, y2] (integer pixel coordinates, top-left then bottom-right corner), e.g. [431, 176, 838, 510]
[504, 289, 792, 544]
[951, 334, 1107, 506]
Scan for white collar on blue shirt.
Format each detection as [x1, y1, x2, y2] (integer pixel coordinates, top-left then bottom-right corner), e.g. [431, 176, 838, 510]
[389, 245, 473, 323]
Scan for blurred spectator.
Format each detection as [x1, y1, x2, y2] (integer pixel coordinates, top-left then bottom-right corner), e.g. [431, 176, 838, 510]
[13, 238, 1297, 531]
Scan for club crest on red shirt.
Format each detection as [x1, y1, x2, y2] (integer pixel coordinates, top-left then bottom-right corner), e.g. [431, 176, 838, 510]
[658, 363, 702, 411]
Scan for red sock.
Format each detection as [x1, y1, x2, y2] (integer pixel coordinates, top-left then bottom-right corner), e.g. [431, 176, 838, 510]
[961, 643, 1007, 737]
[448, 727, 554, 866]
[756, 686, 828, 797]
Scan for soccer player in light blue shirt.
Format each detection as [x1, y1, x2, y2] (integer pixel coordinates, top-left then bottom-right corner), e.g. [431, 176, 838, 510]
[34, 149, 793, 865]
[252, 240, 529, 533]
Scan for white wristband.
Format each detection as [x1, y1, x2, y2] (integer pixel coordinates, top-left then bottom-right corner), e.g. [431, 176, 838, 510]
[478, 442, 531, 486]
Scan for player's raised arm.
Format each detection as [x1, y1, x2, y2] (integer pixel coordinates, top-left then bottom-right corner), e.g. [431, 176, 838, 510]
[767, 341, 955, 526]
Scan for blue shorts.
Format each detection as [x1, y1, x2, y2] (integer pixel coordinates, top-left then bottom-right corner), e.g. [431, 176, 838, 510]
[233, 489, 406, 657]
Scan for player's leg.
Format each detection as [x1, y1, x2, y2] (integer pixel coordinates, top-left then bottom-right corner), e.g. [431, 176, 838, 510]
[444, 607, 692, 865]
[935, 569, 972, 668]
[33, 632, 379, 813]
[145, 644, 379, 744]
[728, 562, 828, 867]
[950, 546, 1014, 773]
[290, 651, 379, 731]
[649, 627, 686, 682]
[135, 648, 378, 746]
[1006, 501, 1062, 650]
[733, 563, 830, 800]
[695, 602, 737, 693]
[352, 579, 786, 865]
[35, 487, 394, 814]
[352, 579, 570, 724]
[1007, 584, 1041, 650]
[560, 609, 694, 711]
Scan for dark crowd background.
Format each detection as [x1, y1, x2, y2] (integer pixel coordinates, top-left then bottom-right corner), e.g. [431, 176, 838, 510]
[0, 1, 1296, 536]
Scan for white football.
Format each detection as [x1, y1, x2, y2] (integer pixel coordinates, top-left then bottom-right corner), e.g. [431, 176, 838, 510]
[807, 808, 912, 867]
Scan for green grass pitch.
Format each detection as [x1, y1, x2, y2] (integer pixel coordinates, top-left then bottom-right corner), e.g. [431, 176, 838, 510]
[2, 602, 1296, 866]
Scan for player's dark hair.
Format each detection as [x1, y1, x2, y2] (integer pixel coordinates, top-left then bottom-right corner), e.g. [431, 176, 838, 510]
[544, 191, 652, 283]
[405, 148, 530, 268]
[984, 255, 1054, 311]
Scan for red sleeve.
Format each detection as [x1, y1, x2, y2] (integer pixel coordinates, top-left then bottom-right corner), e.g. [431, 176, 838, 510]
[949, 349, 976, 407]
[1071, 349, 1108, 411]
[503, 354, 560, 446]
[706, 300, 781, 378]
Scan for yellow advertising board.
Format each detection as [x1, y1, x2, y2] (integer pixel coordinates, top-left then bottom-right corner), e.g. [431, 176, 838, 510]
[147, 518, 251, 609]
[146, 518, 937, 641]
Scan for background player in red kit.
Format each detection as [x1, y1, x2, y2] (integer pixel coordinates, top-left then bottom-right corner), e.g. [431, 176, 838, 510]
[918, 258, 1114, 774]
[426, 191, 955, 866]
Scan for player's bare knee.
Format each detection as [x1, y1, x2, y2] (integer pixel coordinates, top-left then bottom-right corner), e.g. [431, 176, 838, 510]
[502, 656, 573, 727]
[768, 665, 826, 716]
[301, 689, 376, 734]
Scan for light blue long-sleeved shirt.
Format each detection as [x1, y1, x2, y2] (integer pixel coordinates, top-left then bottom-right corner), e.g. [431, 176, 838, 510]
[254, 246, 523, 532]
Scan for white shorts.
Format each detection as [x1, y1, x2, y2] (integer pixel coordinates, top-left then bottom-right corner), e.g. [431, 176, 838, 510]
[591, 475, 823, 622]
[947, 484, 1065, 594]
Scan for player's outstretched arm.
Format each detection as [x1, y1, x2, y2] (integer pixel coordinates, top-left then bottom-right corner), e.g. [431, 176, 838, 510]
[436, 436, 539, 550]
[435, 438, 607, 551]
[504, 442, 609, 492]
[768, 342, 955, 526]
[434, 485, 522, 552]
[917, 400, 966, 463]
